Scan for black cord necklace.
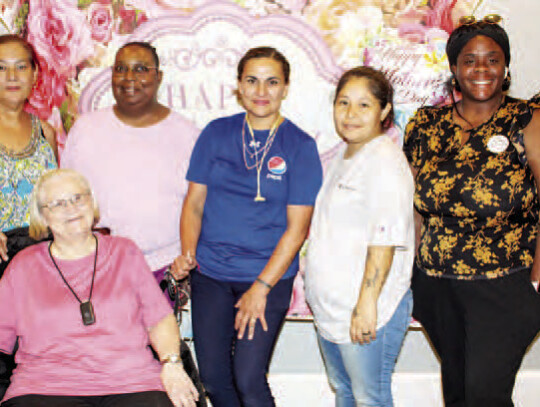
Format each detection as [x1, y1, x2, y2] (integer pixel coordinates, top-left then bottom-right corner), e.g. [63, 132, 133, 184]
[48, 235, 98, 326]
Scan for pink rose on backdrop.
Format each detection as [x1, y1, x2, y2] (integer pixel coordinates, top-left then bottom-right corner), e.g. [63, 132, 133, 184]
[87, 2, 114, 43]
[398, 23, 428, 43]
[426, 0, 458, 34]
[137, 12, 148, 25]
[27, 0, 94, 78]
[128, 0, 205, 17]
[26, 57, 67, 121]
[48, 108, 67, 156]
[117, 6, 148, 34]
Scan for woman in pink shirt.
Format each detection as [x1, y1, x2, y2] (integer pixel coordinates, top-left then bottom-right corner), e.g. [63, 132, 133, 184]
[61, 42, 198, 276]
[0, 169, 198, 407]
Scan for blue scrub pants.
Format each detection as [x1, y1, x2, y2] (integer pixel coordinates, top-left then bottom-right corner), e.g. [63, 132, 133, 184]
[191, 270, 294, 407]
[317, 290, 412, 407]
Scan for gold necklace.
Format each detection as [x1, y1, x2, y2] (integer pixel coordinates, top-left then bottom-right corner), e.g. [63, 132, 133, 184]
[242, 114, 283, 202]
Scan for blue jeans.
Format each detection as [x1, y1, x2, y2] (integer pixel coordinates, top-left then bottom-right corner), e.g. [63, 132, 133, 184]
[191, 270, 294, 407]
[317, 290, 412, 407]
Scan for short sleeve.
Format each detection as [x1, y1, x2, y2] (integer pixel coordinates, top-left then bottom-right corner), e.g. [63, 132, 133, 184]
[124, 241, 172, 328]
[185, 122, 215, 185]
[287, 137, 323, 206]
[403, 108, 427, 169]
[0, 265, 18, 353]
[530, 93, 540, 109]
[507, 97, 540, 166]
[365, 152, 414, 248]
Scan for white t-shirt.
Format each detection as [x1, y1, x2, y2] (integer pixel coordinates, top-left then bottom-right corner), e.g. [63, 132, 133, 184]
[305, 135, 414, 344]
[61, 108, 199, 270]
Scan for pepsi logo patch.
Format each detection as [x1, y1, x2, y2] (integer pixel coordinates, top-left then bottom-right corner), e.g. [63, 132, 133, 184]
[268, 156, 287, 175]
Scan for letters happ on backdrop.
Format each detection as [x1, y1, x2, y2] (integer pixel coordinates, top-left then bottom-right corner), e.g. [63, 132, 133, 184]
[77, 2, 346, 318]
[0, 0, 476, 318]
[78, 2, 344, 161]
[74, 1, 473, 318]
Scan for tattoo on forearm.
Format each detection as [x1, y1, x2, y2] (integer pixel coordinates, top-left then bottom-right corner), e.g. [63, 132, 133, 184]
[365, 267, 380, 288]
[360, 247, 395, 299]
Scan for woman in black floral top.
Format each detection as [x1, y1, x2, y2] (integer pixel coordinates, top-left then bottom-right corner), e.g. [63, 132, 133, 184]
[404, 18, 540, 407]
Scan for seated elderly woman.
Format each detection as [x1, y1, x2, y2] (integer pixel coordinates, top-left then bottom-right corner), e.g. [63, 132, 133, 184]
[0, 169, 198, 407]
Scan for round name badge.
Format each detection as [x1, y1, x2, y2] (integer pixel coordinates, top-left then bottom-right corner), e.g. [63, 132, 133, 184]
[486, 134, 509, 154]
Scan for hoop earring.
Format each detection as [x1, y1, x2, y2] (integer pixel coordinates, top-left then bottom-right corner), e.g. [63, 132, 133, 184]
[503, 71, 511, 91]
[452, 76, 461, 92]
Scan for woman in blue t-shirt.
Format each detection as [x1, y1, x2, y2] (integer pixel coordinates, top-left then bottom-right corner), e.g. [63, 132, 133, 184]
[172, 47, 322, 406]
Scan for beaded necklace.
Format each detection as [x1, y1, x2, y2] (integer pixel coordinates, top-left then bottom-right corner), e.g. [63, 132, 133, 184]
[0, 115, 41, 159]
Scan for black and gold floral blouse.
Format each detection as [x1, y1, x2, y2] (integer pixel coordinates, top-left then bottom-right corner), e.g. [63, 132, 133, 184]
[404, 96, 540, 280]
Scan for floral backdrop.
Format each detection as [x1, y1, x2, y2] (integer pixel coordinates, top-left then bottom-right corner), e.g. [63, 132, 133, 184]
[0, 0, 477, 317]
[0, 0, 477, 140]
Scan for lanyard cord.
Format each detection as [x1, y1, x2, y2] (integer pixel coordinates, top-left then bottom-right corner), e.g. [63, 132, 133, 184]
[48, 235, 98, 304]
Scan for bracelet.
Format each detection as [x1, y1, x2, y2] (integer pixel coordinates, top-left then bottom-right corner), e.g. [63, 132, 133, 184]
[161, 354, 183, 367]
[256, 277, 273, 290]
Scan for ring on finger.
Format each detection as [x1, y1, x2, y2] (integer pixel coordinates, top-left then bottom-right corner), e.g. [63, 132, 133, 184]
[362, 332, 371, 336]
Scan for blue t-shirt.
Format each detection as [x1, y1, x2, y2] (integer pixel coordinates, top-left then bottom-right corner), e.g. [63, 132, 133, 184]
[187, 113, 322, 282]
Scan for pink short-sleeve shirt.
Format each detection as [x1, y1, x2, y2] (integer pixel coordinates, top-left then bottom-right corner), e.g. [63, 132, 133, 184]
[0, 234, 173, 402]
[61, 108, 199, 270]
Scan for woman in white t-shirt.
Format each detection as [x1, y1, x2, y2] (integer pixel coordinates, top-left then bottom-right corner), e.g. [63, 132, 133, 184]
[305, 67, 414, 407]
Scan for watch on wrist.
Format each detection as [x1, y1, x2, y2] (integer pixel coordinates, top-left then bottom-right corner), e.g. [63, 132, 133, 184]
[161, 354, 183, 366]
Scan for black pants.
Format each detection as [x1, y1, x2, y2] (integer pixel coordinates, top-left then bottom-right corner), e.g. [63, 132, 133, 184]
[412, 265, 540, 407]
[1, 391, 173, 407]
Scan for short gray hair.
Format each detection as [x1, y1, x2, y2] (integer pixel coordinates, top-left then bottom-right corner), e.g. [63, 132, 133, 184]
[29, 169, 100, 240]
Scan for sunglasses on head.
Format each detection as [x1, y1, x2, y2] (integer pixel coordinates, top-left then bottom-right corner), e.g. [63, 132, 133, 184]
[459, 14, 502, 26]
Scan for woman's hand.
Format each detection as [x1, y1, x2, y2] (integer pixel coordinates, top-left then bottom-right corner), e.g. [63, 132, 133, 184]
[161, 362, 199, 407]
[149, 314, 196, 406]
[170, 251, 196, 280]
[350, 295, 377, 345]
[0, 232, 8, 262]
[234, 283, 270, 340]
